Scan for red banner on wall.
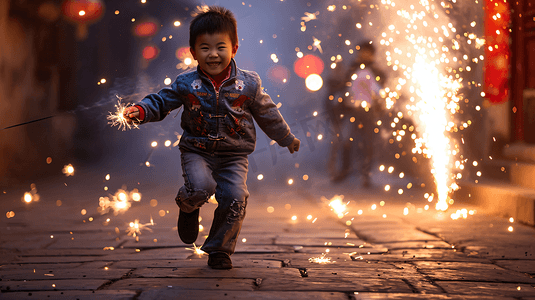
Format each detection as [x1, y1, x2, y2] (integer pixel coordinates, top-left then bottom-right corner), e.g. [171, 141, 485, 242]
[484, 0, 511, 104]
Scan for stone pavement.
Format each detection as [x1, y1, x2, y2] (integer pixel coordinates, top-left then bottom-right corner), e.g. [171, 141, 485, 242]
[1, 172, 535, 299]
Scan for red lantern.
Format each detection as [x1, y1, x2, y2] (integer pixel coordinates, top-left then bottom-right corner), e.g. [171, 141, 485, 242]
[134, 21, 158, 38]
[484, 0, 510, 104]
[142, 45, 159, 61]
[62, 0, 104, 40]
[294, 55, 324, 78]
[175, 47, 191, 60]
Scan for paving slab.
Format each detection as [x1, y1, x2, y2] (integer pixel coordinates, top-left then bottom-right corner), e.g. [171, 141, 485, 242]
[302, 265, 443, 294]
[352, 228, 443, 243]
[0, 262, 84, 271]
[352, 293, 515, 299]
[0, 268, 130, 280]
[350, 248, 469, 262]
[234, 244, 293, 253]
[110, 258, 208, 269]
[274, 237, 368, 247]
[106, 278, 255, 291]
[0, 235, 55, 251]
[139, 289, 349, 300]
[0, 290, 137, 300]
[375, 240, 453, 249]
[0, 279, 108, 292]
[257, 276, 413, 292]
[102, 247, 192, 260]
[7, 255, 102, 264]
[14, 248, 118, 256]
[436, 281, 535, 297]
[45, 232, 124, 250]
[494, 259, 535, 274]
[130, 266, 300, 278]
[412, 261, 535, 283]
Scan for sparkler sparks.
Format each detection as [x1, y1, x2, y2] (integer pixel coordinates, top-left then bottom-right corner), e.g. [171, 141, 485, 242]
[324, 195, 348, 218]
[309, 251, 334, 264]
[186, 243, 206, 257]
[22, 184, 39, 204]
[125, 218, 154, 237]
[301, 11, 319, 22]
[107, 98, 139, 131]
[62, 164, 75, 176]
[98, 189, 139, 215]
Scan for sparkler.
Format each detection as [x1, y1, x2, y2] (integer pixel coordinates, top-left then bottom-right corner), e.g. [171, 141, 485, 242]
[1, 116, 54, 131]
[107, 98, 140, 131]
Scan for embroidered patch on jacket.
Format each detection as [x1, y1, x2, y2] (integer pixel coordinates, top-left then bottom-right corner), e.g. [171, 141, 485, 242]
[231, 95, 249, 112]
[225, 93, 240, 98]
[191, 79, 202, 90]
[186, 94, 201, 111]
[196, 92, 208, 97]
[234, 80, 245, 91]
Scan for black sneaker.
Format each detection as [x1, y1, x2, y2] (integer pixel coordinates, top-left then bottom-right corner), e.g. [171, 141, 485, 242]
[177, 209, 199, 244]
[208, 252, 232, 269]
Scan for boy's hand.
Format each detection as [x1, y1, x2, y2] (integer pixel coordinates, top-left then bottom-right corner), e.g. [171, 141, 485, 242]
[287, 138, 301, 154]
[123, 106, 140, 124]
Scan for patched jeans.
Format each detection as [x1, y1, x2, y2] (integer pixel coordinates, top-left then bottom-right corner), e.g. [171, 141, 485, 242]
[176, 149, 249, 255]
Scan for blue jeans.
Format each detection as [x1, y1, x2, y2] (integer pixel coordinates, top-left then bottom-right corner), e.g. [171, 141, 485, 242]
[176, 149, 249, 255]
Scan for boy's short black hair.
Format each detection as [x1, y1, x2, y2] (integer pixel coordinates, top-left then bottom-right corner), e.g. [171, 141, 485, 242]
[189, 6, 238, 49]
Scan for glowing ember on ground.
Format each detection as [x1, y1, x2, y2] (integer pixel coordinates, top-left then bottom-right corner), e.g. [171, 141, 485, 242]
[450, 208, 476, 220]
[107, 99, 139, 131]
[186, 243, 206, 257]
[309, 252, 334, 264]
[22, 184, 39, 204]
[324, 195, 347, 218]
[23, 192, 33, 203]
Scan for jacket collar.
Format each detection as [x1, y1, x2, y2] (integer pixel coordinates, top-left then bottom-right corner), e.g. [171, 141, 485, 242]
[197, 58, 237, 82]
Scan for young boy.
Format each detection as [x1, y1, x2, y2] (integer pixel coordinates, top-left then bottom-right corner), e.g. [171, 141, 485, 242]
[123, 6, 300, 269]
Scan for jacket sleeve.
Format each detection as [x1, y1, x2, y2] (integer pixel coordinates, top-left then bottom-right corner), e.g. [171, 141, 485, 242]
[249, 73, 295, 147]
[136, 79, 185, 123]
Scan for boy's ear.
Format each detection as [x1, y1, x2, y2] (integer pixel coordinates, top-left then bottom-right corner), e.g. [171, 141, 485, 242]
[190, 47, 197, 60]
[231, 44, 239, 57]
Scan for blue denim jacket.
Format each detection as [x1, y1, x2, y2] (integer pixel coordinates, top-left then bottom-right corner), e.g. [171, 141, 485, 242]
[137, 59, 295, 155]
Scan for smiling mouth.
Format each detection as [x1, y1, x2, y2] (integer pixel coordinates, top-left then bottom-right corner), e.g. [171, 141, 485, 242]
[207, 62, 221, 67]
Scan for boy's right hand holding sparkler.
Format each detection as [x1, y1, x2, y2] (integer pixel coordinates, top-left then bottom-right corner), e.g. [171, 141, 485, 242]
[123, 106, 142, 124]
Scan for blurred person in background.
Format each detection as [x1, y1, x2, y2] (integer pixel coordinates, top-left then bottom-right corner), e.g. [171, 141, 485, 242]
[325, 41, 385, 187]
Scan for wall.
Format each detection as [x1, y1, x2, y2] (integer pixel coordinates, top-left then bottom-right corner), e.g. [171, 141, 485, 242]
[0, 1, 76, 187]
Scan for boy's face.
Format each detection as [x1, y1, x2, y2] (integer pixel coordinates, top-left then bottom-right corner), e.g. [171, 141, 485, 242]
[191, 32, 238, 77]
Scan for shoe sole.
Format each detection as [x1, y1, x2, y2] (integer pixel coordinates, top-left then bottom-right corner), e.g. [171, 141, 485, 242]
[178, 209, 199, 244]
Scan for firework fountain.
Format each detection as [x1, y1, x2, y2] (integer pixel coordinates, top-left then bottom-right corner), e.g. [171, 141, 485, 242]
[344, 0, 485, 212]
